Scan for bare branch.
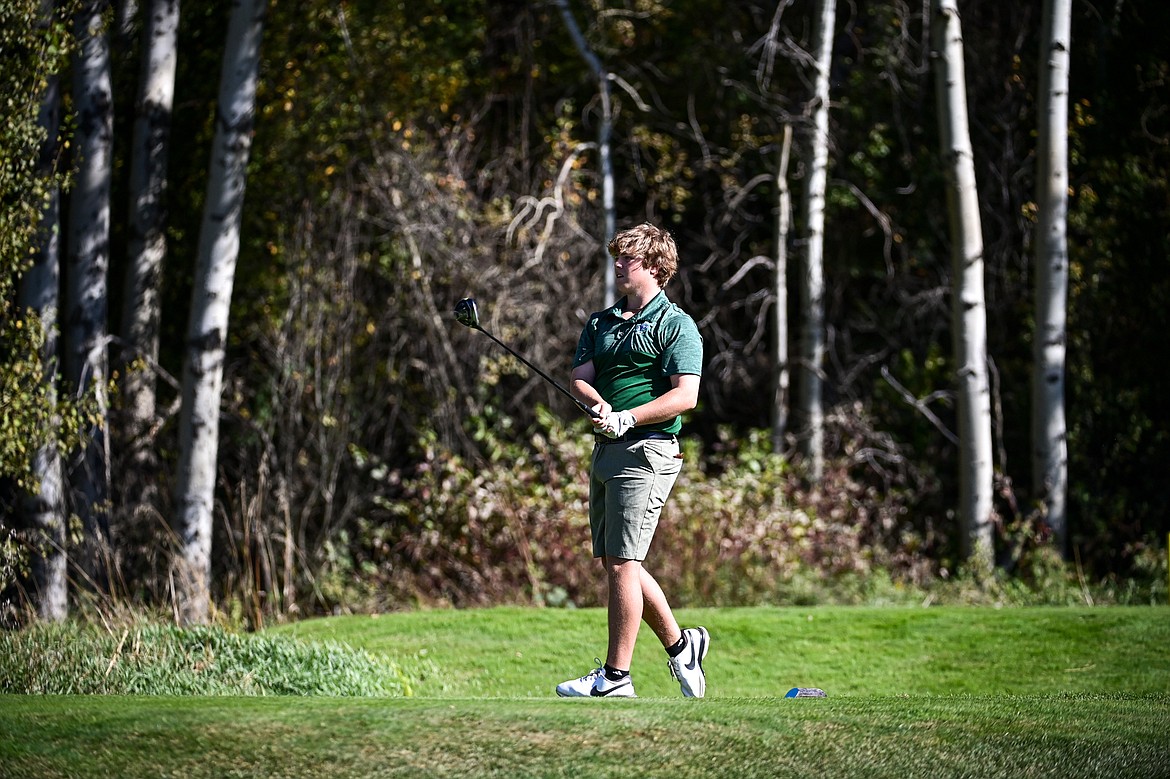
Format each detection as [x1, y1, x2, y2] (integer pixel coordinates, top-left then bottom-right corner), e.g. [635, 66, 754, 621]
[880, 365, 959, 445]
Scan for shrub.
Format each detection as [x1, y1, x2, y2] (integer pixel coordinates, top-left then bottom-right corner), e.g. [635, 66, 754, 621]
[333, 407, 1167, 611]
[339, 409, 934, 609]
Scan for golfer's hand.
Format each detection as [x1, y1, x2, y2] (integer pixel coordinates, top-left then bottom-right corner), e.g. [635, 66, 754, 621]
[589, 401, 611, 429]
[599, 410, 636, 439]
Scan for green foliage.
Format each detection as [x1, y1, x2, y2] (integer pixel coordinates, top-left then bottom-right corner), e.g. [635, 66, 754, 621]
[0, 0, 71, 293]
[248, 0, 487, 238]
[1, 314, 102, 598]
[0, 317, 53, 491]
[0, 621, 432, 696]
[0, 0, 98, 601]
[0, 317, 95, 488]
[0, 0, 76, 490]
[1064, 142, 1170, 571]
[322, 413, 1165, 613]
[345, 409, 597, 610]
[1031, 5, 1170, 570]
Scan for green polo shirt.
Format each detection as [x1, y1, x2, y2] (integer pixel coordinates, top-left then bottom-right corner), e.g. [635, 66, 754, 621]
[573, 291, 703, 435]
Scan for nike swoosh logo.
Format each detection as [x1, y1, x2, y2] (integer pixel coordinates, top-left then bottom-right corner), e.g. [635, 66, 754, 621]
[685, 631, 708, 672]
[590, 680, 633, 697]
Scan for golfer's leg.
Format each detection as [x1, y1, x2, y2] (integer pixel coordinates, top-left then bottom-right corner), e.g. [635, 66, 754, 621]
[640, 567, 683, 648]
[605, 556, 643, 671]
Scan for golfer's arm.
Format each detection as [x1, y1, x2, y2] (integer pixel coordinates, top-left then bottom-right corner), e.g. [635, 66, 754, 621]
[570, 361, 609, 413]
[627, 373, 700, 427]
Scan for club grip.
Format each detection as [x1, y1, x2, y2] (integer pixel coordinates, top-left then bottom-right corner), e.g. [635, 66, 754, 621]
[578, 401, 602, 419]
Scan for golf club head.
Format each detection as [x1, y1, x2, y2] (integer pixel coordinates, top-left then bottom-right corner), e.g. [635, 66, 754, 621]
[451, 295, 599, 419]
[454, 298, 481, 330]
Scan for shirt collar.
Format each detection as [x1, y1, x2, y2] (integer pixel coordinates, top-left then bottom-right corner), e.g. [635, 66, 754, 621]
[608, 290, 667, 322]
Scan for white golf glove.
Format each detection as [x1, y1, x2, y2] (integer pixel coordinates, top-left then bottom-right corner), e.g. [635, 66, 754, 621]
[599, 410, 637, 439]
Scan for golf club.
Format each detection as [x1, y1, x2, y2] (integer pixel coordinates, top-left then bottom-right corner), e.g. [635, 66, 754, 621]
[454, 298, 601, 419]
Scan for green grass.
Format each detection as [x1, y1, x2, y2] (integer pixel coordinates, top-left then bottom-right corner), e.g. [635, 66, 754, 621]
[272, 606, 1170, 698]
[0, 622, 429, 696]
[2, 606, 1168, 778]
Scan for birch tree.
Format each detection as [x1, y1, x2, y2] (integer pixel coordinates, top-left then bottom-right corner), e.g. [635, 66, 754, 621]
[554, 0, 616, 304]
[66, 0, 114, 590]
[931, 0, 994, 566]
[18, 0, 68, 622]
[20, 237, 68, 621]
[773, 125, 793, 453]
[1032, 0, 1071, 556]
[173, 0, 267, 624]
[797, 0, 836, 482]
[121, 0, 179, 510]
[751, 2, 795, 455]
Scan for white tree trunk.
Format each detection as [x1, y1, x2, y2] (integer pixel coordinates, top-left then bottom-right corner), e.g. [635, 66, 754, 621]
[121, 0, 179, 492]
[1032, 0, 1072, 556]
[772, 124, 793, 454]
[798, 0, 835, 482]
[173, 0, 266, 625]
[20, 8, 68, 620]
[554, 0, 616, 303]
[23, 446, 67, 621]
[66, 0, 113, 589]
[931, 0, 995, 566]
[600, 86, 616, 304]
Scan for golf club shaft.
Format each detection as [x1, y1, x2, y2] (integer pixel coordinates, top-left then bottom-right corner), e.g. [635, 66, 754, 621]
[476, 327, 601, 419]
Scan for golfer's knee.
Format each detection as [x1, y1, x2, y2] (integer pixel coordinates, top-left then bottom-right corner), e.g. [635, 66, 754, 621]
[606, 556, 641, 579]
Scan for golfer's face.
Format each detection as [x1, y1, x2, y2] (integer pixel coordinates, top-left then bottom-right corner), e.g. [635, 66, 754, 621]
[614, 254, 649, 292]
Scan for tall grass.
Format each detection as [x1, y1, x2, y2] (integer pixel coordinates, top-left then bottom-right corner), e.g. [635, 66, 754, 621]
[0, 621, 436, 696]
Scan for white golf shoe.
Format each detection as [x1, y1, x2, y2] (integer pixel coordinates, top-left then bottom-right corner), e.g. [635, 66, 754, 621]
[668, 626, 709, 698]
[555, 659, 637, 698]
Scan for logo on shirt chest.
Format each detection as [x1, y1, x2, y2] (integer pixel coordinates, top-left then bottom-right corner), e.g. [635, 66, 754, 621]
[603, 321, 654, 353]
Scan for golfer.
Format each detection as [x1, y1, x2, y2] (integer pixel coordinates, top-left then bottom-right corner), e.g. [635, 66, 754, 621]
[557, 222, 708, 698]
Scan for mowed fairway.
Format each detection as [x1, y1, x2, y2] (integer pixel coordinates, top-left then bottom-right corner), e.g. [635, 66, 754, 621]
[2, 606, 1168, 778]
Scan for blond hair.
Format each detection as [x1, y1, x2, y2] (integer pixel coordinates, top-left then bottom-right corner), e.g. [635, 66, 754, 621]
[607, 222, 679, 286]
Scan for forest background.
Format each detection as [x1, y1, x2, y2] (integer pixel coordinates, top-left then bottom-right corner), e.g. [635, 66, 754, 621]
[2, 0, 1167, 627]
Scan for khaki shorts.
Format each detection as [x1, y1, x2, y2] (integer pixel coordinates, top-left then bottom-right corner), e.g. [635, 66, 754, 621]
[589, 437, 683, 561]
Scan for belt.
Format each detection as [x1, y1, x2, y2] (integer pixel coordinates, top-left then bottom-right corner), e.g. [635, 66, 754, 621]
[593, 430, 677, 444]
